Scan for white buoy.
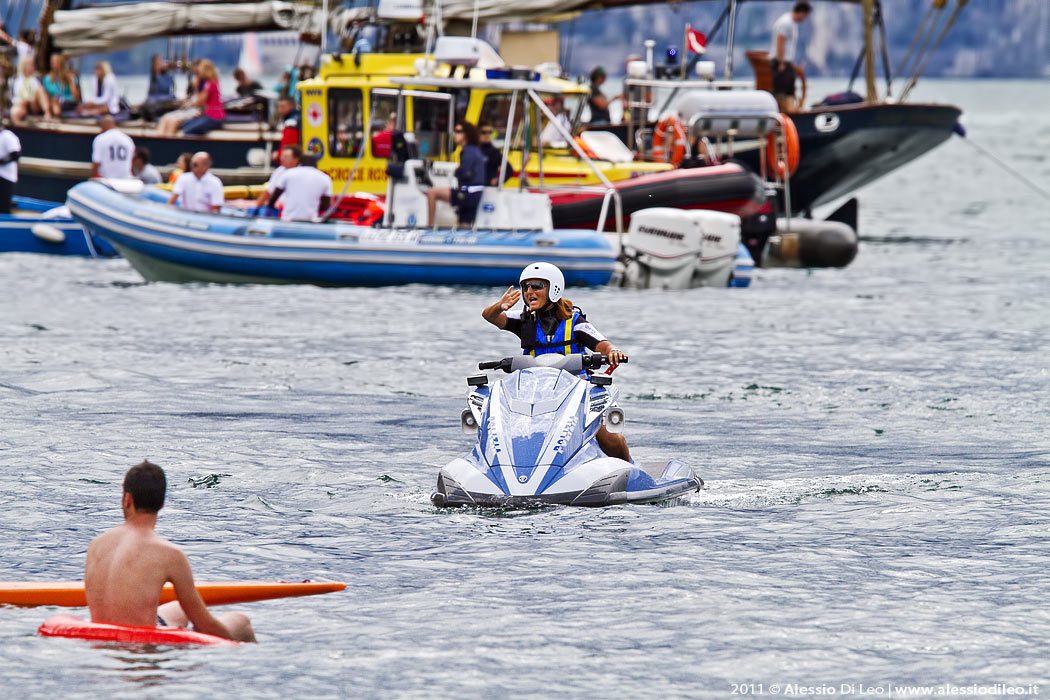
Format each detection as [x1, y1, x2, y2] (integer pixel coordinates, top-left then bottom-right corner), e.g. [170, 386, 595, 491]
[31, 223, 66, 244]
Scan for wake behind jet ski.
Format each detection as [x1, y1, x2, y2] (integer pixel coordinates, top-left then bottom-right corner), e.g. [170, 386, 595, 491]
[431, 353, 702, 508]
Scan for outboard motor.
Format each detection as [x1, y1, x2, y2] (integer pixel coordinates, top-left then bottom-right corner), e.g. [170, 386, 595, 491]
[616, 207, 741, 289]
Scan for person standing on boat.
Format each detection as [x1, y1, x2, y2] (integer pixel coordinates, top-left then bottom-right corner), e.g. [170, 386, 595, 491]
[426, 120, 486, 227]
[275, 96, 301, 155]
[0, 117, 20, 214]
[769, 1, 811, 112]
[266, 151, 332, 222]
[90, 116, 134, 179]
[84, 460, 255, 642]
[168, 152, 223, 213]
[482, 262, 630, 462]
[586, 66, 616, 124]
[77, 61, 121, 117]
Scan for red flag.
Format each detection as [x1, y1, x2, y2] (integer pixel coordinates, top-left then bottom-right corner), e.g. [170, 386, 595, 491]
[686, 28, 707, 55]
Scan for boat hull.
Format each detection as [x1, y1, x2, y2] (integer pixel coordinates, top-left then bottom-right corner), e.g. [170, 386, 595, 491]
[67, 182, 616, 287]
[548, 163, 764, 231]
[738, 102, 962, 213]
[2, 198, 117, 257]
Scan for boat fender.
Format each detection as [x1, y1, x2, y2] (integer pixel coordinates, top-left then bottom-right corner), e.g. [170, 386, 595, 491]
[31, 223, 66, 244]
[766, 114, 800, 179]
[652, 114, 687, 167]
[605, 407, 626, 434]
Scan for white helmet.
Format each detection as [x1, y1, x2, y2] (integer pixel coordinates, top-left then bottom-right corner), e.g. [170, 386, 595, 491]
[519, 262, 565, 302]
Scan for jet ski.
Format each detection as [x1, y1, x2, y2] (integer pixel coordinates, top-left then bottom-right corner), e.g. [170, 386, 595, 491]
[432, 354, 702, 508]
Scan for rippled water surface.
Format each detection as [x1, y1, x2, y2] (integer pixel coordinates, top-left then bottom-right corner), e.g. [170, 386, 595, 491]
[2, 81, 1048, 698]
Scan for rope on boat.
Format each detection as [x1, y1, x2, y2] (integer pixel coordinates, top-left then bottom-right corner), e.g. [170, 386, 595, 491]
[956, 135, 1050, 204]
[899, 0, 969, 103]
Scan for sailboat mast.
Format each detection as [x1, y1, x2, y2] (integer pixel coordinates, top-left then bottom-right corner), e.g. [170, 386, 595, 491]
[724, 0, 738, 80]
[862, 0, 877, 102]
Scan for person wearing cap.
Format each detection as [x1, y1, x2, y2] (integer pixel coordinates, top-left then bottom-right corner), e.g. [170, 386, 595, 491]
[482, 262, 630, 462]
[586, 66, 616, 124]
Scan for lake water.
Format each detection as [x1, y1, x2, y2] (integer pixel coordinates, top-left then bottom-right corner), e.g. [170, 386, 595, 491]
[1, 80, 1048, 698]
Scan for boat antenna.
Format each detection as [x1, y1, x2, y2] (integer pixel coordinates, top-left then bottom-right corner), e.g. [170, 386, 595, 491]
[321, 0, 329, 55]
[723, 0, 738, 81]
[471, 0, 480, 39]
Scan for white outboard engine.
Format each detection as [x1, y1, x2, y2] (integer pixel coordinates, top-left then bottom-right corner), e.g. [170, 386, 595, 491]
[615, 207, 741, 289]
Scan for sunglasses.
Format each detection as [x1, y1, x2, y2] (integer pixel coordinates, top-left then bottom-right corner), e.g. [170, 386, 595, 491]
[521, 281, 546, 292]
[453, 128, 464, 134]
[480, 129, 493, 135]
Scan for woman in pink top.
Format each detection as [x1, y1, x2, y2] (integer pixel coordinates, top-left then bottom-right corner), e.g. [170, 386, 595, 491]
[180, 59, 225, 136]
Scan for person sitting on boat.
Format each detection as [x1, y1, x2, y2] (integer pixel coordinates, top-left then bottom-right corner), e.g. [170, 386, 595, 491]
[90, 115, 134, 179]
[540, 97, 572, 148]
[169, 151, 193, 185]
[10, 57, 53, 122]
[139, 55, 177, 121]
[157, 61, 203, 136]
[14, 29, 35, 66]
[84, 460, 255, 642]
[252, 143, 302, 216]
[482, 262, 630, 462]
[168, 151, 223, 213]
[77, 61, 121, 117]
[0, 117, 20, 214]
[266, 151, 333, 222]
[232, 67, 262, 98]
[133, 146, 162, 185]
[478, 120, 515, 186]
[371, 113, 396, 158]
[769, 1, 811, 112]
[426, 120, 486, 227]
[42, 53, 80, 117]
[179, 59, 225, 136]
[586, 66, 617, 125]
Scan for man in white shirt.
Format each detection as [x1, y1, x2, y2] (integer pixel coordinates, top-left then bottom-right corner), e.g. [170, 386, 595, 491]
[0, 117, 21, 214]
[252, 144, 301, 215]
[266, 152, 333, 221]
[91, 116, 135, 179]
[769, 1, 811, 111]
[168, 152, 223, 213]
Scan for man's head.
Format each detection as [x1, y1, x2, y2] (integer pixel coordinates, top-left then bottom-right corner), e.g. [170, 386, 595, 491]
[792, 1, 812, 21]
[123, 460, 166, 514]
[277, 96, 296, 118]
[99, 115, 116, 132]
[233, 67, 246, 83]
[478, 119, 494, 144]
[132, 146, 151, 173]
[190, 151, 211, 176]
[279, 144, 302, 169]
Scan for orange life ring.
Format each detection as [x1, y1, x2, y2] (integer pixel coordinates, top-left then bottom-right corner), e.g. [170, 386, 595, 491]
[652, 114, 687, 167]
[766, 114, 800, 178]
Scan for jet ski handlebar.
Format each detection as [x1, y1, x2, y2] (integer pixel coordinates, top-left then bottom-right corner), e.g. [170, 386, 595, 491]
[478, 353, 627, 373]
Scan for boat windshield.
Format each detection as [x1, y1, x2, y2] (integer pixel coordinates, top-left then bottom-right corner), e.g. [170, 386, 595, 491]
[479, 92, 583, 149]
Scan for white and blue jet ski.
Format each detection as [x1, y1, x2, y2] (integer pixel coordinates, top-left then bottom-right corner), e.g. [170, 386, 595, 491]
[432, 354, 702, 508]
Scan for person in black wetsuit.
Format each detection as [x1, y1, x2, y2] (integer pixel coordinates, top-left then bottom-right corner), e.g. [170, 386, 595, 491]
[426, 120, 486, 226]
[481, 261, 631, 462]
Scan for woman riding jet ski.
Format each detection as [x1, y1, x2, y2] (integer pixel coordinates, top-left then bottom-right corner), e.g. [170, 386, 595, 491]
[482, 262, 630, 462]
[431, 263, 702, 508]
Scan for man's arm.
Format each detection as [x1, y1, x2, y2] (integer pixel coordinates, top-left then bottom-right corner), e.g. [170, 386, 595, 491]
[167, 191, 178, 205]
[91, 162, 101, 178]
[167, 548, 236, 640]
[775, 34, 786, 63]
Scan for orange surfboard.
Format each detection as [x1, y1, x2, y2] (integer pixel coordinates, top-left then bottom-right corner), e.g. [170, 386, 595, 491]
[0, 581, 345, 607]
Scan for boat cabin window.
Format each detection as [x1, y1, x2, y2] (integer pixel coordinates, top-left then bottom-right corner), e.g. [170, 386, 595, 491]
[330, 88, 364, 158]
[479, 93, 526, 149]
[342, 21, 426, 54]
[369, 90, 399, 159]
[412, 95, 453, 160]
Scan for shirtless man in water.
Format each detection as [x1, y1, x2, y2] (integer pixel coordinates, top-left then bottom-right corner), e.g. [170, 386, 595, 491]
[84, 460, 256, 642]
